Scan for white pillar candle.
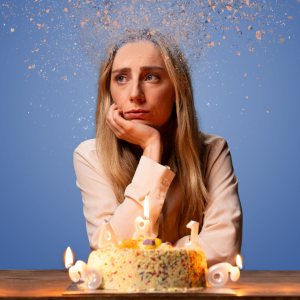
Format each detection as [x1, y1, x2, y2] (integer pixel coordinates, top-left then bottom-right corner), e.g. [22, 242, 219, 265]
[69, 260, 102, 290]
[185, 220, 202, 248]
[98, 222, 120, 249]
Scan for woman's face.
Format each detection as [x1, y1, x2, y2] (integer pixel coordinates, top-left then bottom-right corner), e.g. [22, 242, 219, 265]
[110, 41, 175, 131]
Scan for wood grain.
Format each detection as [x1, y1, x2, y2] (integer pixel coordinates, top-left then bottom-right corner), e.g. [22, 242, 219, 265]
[0, 270, 71, 297]
[0, 270, 300, 299]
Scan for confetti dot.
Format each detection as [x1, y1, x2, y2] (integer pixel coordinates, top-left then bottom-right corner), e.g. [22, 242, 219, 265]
[256, 31, 261, 40]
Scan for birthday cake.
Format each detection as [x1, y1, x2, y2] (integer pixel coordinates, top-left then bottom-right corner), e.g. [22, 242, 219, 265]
[87, 238, 207, 291]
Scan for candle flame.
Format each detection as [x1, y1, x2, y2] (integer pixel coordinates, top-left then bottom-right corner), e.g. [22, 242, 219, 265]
[236, 254, 243, 269]
[65, 246, 73, 269]
[144, 195, 149, 219]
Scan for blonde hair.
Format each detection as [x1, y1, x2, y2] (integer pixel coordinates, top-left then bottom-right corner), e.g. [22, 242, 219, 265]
[95, 29, 209, 237]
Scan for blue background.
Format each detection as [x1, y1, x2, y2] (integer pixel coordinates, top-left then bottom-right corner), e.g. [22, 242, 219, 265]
[0, 0, 299, 270]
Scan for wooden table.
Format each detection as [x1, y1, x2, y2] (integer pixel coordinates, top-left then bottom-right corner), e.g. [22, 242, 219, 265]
[1, 270, 300, 299]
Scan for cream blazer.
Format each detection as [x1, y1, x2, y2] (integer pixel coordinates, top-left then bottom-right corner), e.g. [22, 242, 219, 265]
[73, 132, 242, 267]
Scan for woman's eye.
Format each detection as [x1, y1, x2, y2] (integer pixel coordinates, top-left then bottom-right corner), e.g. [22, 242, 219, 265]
[115, 74, 159, 82]
[146, 74, 159, 81]
[116, 75, 125, 82]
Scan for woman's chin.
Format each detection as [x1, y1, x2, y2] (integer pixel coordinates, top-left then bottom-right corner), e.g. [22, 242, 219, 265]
[130, 119, 159, 129]
[130, 118, 147, 124]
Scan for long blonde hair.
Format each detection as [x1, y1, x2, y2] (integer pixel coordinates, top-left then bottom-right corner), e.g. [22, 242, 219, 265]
[95, 28, 209, 236]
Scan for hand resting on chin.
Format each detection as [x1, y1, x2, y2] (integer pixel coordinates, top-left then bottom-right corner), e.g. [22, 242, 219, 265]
[106, 103, 163, 163]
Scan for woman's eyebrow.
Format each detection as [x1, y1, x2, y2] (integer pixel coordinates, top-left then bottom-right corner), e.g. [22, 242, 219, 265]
[111, 66, 165, 74]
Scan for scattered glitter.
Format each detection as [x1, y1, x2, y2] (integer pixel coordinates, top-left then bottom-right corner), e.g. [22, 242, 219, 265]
[0, 0, 298, 144]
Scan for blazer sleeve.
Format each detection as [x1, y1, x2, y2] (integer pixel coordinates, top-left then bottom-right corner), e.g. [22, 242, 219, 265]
[174, 138, 243, 267]
[73, 141, 175, 251]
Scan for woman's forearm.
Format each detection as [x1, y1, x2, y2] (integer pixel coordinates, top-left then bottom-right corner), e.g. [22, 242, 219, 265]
[142, 140, 163, 164]
[74, 141, 176, 251]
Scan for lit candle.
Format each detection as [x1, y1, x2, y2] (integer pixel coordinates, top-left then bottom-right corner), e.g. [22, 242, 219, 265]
[133, 195, 150, 239]
[98, 221, 120, 249]
[185, 220, 202, 249]
[206, 255, 243, 287]
[65, 246, 102, 290]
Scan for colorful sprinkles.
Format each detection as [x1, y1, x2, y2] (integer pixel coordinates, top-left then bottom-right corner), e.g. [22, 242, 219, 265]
[87, 242, 207, 291]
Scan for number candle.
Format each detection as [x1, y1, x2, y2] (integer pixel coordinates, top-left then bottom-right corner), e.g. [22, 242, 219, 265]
[133, 195, 150, 239]
[206, 255, 243, 287]
[69, 260, 102, 290]
[98, 221, 120, 249]
[65, 246, 102, 290]
[185, 220, 202, 249]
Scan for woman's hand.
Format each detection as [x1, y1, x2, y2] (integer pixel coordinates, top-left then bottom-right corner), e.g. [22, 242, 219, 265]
[106, 104, 163, 162]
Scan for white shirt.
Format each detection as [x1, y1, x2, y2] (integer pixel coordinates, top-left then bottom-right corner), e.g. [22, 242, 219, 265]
[73, 132, 242, 267]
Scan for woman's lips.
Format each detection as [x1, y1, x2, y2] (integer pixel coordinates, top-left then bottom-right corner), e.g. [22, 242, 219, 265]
[126, 112, 149, 118]
[125, 110, 149, 119]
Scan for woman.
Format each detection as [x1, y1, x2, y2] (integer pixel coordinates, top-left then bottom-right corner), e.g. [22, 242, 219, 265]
[73, 29, 242, 267]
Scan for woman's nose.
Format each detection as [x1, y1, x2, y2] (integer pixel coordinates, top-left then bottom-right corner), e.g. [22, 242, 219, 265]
[129, 80, 145, 103]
